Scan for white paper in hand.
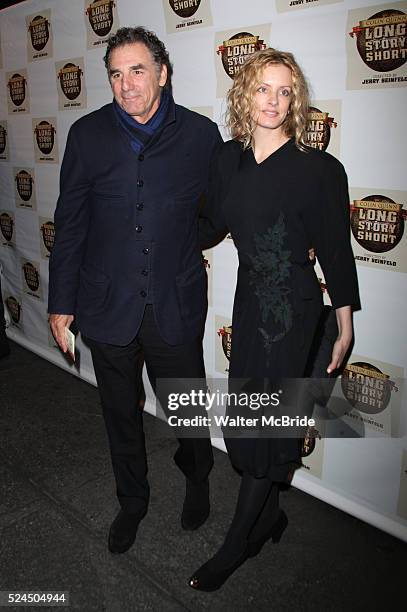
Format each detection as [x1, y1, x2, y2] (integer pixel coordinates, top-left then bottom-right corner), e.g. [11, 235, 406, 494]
[65, 327, 75, 361]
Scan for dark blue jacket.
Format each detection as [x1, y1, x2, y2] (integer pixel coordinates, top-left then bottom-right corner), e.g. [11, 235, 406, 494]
[48, 99, 222, 345]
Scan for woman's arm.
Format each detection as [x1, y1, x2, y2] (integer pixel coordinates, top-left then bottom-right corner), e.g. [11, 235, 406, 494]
[309, 157, 360, 313]
[306, 157, 359, 374]
[199, 147, 229, 250]
[199, 140, 242, 250]
[327, 305, 353, 374]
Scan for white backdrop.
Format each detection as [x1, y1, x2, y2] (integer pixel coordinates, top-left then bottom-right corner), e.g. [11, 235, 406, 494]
[0, 0, 406, 542]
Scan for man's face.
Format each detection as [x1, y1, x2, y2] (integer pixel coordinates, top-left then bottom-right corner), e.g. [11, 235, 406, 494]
[108, 42, 167, 124]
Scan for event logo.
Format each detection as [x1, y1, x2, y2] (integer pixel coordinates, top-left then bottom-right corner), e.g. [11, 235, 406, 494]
[33, 118, 58, 162]
[22, 261, 40, 293]
[341, 361, 397, 414]
[34, 120, 56, 155]
[5, 296, 21, 325]
[217, 32, 266, 78]
[58, 63, 83, 100]
[40, 220, 55, 253]
[26, 10, 52, 61]
[0, 212, 14, 242]
[306, 107, 337, 151]
[0, 124, 7, 154]
[218, 325, 232, 360]
[163, 0, 211, 33]
[56, 58, 86, 109]
[15, 170, 34, 202]
[169, 0, 201, 18]
[6, 69, 30, 112]
[28, 14, 50, 51]
[86, 0, 115, 37]
[7, 73, 26, 107]
[349, 9, 406, 73]
[350, 195, 405, 253]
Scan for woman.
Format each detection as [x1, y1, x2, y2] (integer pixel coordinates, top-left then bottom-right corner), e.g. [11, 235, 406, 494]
[190, 48, 360, 591]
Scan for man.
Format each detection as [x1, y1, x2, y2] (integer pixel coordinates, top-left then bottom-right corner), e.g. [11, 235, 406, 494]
[48, 27, 221, 554]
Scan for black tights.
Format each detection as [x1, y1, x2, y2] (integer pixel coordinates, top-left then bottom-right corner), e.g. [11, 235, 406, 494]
[210, 473, 280, 569]
[249, 480, 280, 541]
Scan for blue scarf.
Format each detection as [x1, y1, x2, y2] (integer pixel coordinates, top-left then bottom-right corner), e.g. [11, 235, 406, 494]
[113, 88, 170, 153]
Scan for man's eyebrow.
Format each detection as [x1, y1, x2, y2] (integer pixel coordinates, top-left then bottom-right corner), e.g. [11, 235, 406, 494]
[109, 63, 146, 76]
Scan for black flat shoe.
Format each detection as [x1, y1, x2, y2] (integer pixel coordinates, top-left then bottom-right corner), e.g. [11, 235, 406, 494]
[108, 509, 146, 554]
[248, 509, 288, 558]
[181, 478, 210, 531]
[188, 546, 249, 592]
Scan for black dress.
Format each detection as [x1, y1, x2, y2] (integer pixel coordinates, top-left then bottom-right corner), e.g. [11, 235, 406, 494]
[201, 138, 360, 481]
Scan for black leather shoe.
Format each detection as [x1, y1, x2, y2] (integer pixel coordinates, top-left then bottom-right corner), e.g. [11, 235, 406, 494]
[108, 509, 146, 554]
[188, 546, 249, 592]
[248, 509, 288, 558]
[181, 478, 210, 531]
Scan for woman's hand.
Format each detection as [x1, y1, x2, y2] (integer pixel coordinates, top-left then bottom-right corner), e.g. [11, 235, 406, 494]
[326, 306, 353, 374]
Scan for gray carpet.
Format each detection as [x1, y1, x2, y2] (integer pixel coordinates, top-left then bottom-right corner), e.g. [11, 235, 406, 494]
[0, 341, 405, 611]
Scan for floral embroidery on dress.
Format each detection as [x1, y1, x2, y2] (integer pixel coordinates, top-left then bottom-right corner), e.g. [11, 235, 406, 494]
[249, 212, 293, 352]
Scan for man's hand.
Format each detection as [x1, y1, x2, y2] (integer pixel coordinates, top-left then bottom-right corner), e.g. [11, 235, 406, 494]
[49, 314, 74, 353]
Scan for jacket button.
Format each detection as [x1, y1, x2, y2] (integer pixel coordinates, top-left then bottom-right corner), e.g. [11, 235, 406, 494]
[138, 154, 144, 161]
[140, 290, 147, 298]
[135, 225, 142, 233]
[142, 247, 149, 255]
[136, 203, 144, 210]
[137, 179, 144, 187]
[141, 269, 148, 276]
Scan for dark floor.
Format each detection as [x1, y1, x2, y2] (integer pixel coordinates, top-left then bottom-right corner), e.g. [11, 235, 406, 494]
[0, 341, 405, 611]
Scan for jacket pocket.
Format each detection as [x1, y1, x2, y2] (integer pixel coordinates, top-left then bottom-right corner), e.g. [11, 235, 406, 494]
[77, 264, 110, 314]
[93, 190, 126, 201]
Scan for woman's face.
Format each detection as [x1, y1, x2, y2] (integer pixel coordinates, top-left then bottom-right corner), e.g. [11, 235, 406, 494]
[251, 63, 293, 136]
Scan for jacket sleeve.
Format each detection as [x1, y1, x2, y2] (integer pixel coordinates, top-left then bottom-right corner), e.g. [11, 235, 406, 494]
[310, 157, 361, 310]
[48, 126, 91, 314]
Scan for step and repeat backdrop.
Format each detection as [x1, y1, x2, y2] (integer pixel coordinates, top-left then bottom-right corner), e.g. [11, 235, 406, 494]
[0, 0, 406, 541]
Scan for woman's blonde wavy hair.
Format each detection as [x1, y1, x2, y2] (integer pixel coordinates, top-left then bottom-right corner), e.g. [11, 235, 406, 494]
[226, 48, 310, 151]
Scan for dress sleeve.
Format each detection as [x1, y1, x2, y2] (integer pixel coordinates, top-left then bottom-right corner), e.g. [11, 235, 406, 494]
[310, 157, 360, 310]
[199, 145, 229, 250]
